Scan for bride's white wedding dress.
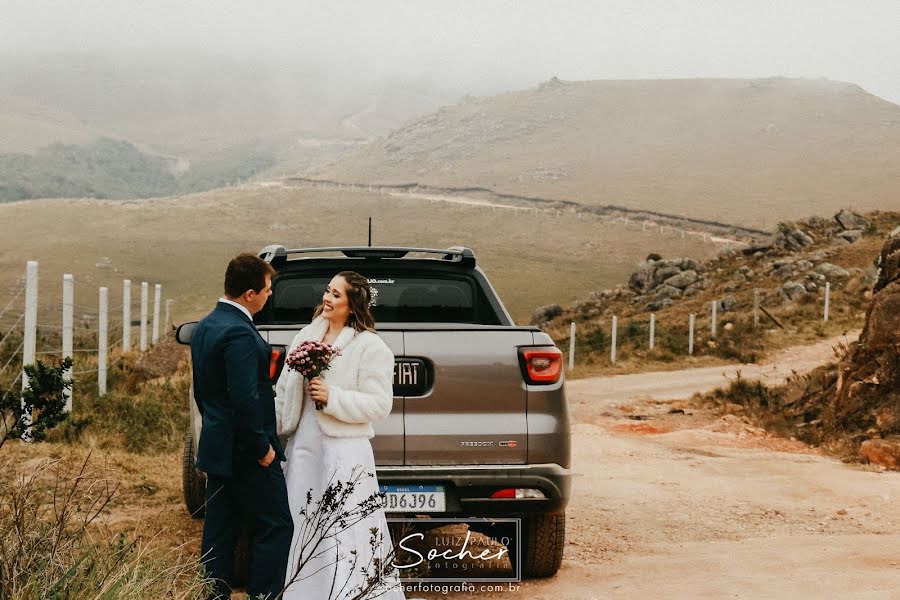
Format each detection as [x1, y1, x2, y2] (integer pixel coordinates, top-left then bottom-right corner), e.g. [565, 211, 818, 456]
[281, 392, 406, 600]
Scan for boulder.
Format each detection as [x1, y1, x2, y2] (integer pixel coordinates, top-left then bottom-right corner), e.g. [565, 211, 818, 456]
[653, 265, 682, 286]
[859, 281, 900, 351]
[782, 281, 807, 301]
[531, 304, 563, 324]
[873, 226, 900, 293]
[815, 263, 850, 279]
[663, 270, 699, 289]
[835, 210, 872, 231]
[645, 298, 674, 312]
[790, 229, 815, 247]
[681, 258, 700, 272]
[742, 238, 775, 255]
[628, 263, 656, 293]
[654, 284, 683, 300]
[720, 295, 738, 312]
[837, 229, 863, 243]
[859, 439, 900, 470]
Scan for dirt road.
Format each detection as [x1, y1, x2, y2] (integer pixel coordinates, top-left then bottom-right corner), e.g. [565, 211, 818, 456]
[420, 334, 900, 599]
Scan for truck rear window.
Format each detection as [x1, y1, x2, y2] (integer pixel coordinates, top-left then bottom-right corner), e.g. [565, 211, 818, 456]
[260, 274, 501, 325]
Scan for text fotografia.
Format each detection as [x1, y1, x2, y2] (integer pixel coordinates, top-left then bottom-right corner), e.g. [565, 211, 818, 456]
[388, 517, 522, 582]
[402, 582, 522, 594]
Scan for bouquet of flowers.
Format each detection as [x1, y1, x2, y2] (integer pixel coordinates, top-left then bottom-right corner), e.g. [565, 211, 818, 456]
[285, 340, 342, 410]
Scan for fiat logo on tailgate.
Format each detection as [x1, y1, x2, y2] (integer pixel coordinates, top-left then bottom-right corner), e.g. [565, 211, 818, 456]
[393, 358, 429, 396]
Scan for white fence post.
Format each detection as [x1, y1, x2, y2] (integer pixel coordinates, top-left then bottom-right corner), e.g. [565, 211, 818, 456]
[649, 313, 656, 350]
[152, 283, 161, 345]
[610, 316, 618, 364]
[824, 282, 830, 322]
[122, 280, 131, 352]
[21, 261, 38, 436]
[165, 299, 173, 333]
[568, 322, 576, 372]
[753, 289, 760, 330]
[711, 300, 718, 338]
[99, 287, 108, 396]
[688, 314, 695, 355]
[62, 274, 73, 413]
[140, 282, 148, 352]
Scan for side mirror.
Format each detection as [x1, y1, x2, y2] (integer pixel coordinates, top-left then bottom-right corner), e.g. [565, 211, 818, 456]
[176, 321, 197, 345]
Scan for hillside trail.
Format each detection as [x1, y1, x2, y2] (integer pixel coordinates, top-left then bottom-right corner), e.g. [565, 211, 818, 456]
[264, 177, 749, 246]
[419, 331, 900, 600]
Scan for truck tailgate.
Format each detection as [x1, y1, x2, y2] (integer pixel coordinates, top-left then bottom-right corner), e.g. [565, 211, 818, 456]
[403, 328, 532, 465]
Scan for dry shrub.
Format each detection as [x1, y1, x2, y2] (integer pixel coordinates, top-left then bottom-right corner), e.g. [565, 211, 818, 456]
[0, 452, 210, 599]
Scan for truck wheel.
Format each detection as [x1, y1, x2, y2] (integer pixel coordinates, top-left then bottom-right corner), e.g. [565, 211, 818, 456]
[182, 430, 206, 518]
[522, 512, 565, 578]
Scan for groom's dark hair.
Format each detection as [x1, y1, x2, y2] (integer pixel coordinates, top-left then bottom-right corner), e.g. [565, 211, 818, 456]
[224, 253, 275, 298]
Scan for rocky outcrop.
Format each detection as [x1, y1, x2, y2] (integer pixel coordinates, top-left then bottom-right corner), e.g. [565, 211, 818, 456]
[834, 228, 900, 467]
[531, 304, 563, 325]
[628, 256, 705, 311]
[859, 439, 900, 469]
[743, 210, 871, 257]
[835, 209, 872, 232]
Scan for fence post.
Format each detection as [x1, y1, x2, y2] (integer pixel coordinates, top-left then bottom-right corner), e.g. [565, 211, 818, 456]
[152, 283, 161, 345]
[140, 282, 148, 352]
[62, 274, 73, 413]
[711, 300, 718, 338]
[753, 289, 760, 330]
[649, 313, 655, 350]
[99, 287, 108, 396]
[610, 316, 618, 364]
[568, 322, 576, 372]
[824, 282, 830, 322]
[165, 299, 173, 333]
[688, 314, 695, 355]
[123, 280, 131, 352]
[22, 261, 38, 436]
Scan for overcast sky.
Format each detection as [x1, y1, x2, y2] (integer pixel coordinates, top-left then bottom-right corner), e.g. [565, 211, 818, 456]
[2, 0, 899, 103]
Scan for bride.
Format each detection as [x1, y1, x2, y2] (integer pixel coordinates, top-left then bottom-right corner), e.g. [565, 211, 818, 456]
[274, 271, 406, 600]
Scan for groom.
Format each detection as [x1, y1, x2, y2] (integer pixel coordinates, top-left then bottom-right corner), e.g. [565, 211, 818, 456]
[191, 253, 293, 599]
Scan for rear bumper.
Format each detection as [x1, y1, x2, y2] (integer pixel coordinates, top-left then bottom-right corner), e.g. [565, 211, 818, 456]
[376, 463, 573, 515]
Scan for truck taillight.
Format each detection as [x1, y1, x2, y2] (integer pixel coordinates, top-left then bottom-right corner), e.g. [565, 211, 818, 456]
[518, 347, 563, 384]
[269, 346, 286, 382]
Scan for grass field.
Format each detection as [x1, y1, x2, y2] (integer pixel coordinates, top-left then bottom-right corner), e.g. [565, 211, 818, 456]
[0, 185, 719, 325]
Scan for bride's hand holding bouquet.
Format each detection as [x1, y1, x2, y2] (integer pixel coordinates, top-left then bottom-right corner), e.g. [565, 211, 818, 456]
[285, 340, 341, 410]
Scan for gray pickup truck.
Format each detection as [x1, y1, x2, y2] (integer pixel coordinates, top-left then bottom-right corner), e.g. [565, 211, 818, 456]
[179, 245, 573, 577]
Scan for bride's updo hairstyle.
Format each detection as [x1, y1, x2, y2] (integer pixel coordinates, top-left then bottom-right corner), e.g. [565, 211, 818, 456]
[314, 271, 377, 333]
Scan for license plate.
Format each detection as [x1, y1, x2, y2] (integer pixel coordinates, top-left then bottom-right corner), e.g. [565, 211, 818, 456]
[380, 484, 446, 512]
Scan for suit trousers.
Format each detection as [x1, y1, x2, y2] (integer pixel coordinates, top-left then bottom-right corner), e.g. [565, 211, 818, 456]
[202, 461, 293, 600]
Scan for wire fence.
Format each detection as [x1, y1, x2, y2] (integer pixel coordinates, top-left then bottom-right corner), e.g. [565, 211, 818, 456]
[563, 284, 837, 370]
[0, 262, 176, 404]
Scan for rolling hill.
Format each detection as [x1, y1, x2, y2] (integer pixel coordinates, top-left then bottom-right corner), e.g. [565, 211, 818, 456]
[311, 77, 900, 229]
[0, 185, 720, 324]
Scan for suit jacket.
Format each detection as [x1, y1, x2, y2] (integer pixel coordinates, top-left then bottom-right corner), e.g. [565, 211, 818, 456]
[191, 302, 286, 478]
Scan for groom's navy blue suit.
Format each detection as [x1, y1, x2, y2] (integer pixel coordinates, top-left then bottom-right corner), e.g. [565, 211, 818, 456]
[191, 301, 292, 599]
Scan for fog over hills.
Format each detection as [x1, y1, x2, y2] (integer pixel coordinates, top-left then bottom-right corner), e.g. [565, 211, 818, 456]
[313, 77, 900, 229]
[0, 54, 456, 201]
[1, 2, 897, 215]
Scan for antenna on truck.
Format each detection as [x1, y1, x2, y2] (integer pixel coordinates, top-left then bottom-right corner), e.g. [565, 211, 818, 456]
[368, 218, 372, 247]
